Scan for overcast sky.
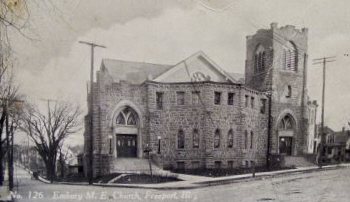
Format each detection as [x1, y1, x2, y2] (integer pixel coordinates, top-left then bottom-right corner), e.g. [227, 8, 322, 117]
[10, 0, 350, 145]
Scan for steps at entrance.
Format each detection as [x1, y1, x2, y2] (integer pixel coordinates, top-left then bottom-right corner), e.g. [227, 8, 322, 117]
[284, 156, 316, 168]
[111, 158, 165, 174]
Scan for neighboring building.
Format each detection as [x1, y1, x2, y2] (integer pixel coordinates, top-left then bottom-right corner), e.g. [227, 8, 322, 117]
[306, 100, 318, 153]
[315, 125, 335, 154]
[324, 128, 350, 162]
[84, 23, 317, 177]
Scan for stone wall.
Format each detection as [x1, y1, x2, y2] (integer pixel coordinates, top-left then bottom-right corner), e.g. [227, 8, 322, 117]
[244, 23, 309, 157]
[85, 69, 151, 176]
[83, 23, 312, 176]
[146, 81, 268, 169]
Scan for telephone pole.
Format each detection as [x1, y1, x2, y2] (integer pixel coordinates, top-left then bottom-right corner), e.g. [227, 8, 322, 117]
[79, 41, 106, 184]
[313, 56, 336, 167]
[40, 99, 58, 129]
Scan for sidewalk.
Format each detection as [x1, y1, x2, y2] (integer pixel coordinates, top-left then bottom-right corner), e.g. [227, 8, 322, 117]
[35, 163, 350, 190]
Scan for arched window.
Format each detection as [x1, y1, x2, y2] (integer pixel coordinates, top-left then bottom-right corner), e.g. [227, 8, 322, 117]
[178, 130, 185, 149]
[227, 129, 233, 148]
[127, 113, 137, 125]
[116, 113, 125, 125]
[116, 107, 138, 126]
[279, 115, 295, 130]
[284, 41, 297, 71]
[214, 129, 220, 148]
[193, 129, 199, 148]
[254, 45, 266, 73]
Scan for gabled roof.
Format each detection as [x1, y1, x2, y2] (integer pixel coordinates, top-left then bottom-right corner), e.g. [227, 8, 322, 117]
[100, 59, 172, 84]
[152, 51, 238, 83]
[100, 51, 242, 85]
[317, 125, 335, 134]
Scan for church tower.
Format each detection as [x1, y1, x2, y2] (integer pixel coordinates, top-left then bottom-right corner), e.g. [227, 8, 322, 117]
[245, 23, 309, 156]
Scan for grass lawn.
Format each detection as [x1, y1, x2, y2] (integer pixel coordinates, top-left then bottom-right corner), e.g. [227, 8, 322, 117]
[112, 174, 181, 184]
[172, 166, 296, 177]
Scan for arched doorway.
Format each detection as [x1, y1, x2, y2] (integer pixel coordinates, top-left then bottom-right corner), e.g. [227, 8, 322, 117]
[278, 114, 295, 156]
[114, 106, 139, 158]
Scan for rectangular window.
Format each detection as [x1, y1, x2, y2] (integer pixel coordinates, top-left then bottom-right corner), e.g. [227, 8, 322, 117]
[177, 162, 185, 170]
[214, 161, 222, 169]
[228, 93, 234, 105]
[260, 99, 266, 114]
[250, 131, 254, 149]
[192, 91, 200, 105]
[192, 161, 200, 169]
[156, 92, 163, 110]
[214, 92, 221, 105]
[227, 161, 234, 169]
[245, 95, 249, 107]
[286, 85, 292, 98]
[177, 92, 185, 105]
[244, 130, 248, 149]
[251, 97, 255, 108]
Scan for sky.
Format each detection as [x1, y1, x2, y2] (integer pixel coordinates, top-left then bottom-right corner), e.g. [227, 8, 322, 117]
[9, 0, 350, 145]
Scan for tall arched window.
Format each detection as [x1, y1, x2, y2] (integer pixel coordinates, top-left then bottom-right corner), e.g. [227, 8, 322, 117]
[254, 45, 266, 73]
[116, 107, 138, 125]
[227, 129, 234, 148]
[279, 115, 295, 130]
[178, 130, 185, 149]
[284, 41, 297, 71]
[193, 129, 199, 148]
[214, 129, 220, 148]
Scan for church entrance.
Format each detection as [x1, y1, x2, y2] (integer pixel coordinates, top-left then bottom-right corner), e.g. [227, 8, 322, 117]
[117, 134, 137, 158]
[279, 137, 292, 155]
[113, 106, 140, 158]
[278, 114, 295, 156]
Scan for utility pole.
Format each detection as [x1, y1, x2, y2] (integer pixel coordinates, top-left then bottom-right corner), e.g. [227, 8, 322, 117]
[40, 98, 57, 182]
[312, 56, 336, 168]
[40, 99, 58, 132]
[79, 41, 106, 185]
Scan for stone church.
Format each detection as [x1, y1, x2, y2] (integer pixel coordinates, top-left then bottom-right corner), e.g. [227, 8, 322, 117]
[84, 23, 317, 176]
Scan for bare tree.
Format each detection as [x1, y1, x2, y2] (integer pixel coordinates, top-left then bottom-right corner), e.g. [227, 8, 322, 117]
[20, 101, 82, 182]
[0, 42, 21, 185]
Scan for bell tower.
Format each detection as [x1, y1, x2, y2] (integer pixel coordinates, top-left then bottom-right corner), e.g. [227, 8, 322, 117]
[245, 23, 309, 155]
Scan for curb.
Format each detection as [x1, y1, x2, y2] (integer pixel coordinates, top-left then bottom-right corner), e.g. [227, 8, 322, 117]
[194, 165, 342, 187]
[29, 163, 350, 190]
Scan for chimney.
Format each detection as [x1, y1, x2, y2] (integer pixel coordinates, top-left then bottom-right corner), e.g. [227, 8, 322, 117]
[270, 22, 278, 30]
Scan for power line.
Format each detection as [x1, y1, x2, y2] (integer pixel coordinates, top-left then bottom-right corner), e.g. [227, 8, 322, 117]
[312, 56, 336, 167]
[79, 41, 106, 185]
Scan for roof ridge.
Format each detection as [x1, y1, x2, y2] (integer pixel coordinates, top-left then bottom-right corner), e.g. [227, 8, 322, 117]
[102, 58, 173, 67]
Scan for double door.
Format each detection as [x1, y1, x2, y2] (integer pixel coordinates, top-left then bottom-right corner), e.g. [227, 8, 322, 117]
[279, 137, 292, 156]
[117, 134, 137, 157]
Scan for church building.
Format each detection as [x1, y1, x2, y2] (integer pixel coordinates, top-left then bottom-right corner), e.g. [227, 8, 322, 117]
[83, 23, 316, 176]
